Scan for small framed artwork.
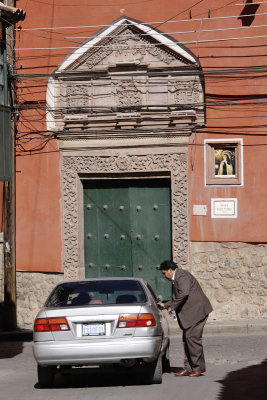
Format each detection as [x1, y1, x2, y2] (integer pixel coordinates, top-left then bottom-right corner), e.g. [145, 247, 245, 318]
[205, 139, 243, 185]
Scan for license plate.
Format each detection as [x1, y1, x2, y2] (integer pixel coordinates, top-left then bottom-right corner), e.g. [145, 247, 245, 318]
[82, 323, 105, 336]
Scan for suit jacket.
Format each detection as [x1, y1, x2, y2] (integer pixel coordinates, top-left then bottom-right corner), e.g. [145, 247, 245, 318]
[164, 268, 213, 329]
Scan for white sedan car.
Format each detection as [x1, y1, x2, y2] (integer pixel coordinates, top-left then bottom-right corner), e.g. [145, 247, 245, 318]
[33, 277, 170, 387]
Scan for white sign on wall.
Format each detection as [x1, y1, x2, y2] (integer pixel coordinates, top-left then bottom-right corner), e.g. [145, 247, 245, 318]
[193, 205, 208, 216]
[211, 198, 237, 218]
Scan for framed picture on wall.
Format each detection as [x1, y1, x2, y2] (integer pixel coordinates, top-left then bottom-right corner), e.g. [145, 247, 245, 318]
[205, 139, 243, 185]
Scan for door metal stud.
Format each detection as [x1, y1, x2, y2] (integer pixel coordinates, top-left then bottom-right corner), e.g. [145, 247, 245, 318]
[153, 205, 158, 210]
[104, 233, 109, 239]
[88, 263, 93, 268]
[87, 233, 92, 239]
[136, 205, 142, 211]
[120, 234, 125, 240]
[105, 264, 110, 270]
[119, 205, 124, 211]
[121, 265, 126, 271]
[87, 204, 92, 210]
[138, 265, 143, 270]
[154, 235, 160, 240]
[136, 234, 141, 240]
[103, 205, 108, 210]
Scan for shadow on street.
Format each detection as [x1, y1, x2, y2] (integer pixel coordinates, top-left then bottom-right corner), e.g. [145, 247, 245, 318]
[35, 366, 171, 389]
[0, 341, 24, 359]
[217, 359, 267, 400]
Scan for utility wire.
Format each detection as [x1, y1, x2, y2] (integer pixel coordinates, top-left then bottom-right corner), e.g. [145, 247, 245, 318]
[12, 1, 267, 22]
[13, 65, 267, 78]
[15, 33, 267, 51]
[14, 98, 267, 113]
[12, 23, 267, 42]
[15, 11, 267, 32]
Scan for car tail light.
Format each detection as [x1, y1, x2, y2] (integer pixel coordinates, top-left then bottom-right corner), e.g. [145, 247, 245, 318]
[34, 317, 70, 332]
[117, 313, 156, 328]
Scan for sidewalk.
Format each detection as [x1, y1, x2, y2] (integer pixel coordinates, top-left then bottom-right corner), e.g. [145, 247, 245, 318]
[168, 317, 267, 335]
[0, 318, 267, 341]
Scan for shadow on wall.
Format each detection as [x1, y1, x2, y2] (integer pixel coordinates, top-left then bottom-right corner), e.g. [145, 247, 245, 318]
[0, 302, 4, 329]
[217, 359, 267, 400]
[238, 0, 260, 26]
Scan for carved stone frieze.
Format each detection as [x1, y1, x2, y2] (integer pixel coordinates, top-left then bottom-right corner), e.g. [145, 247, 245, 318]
[116, 80, 142, 107]
[172, 80, 202, 106]
[86, 46, 113, 70]
[84, 26, 178, 70]
[61, 84, 90, 109]
[62, 153, 188, 279]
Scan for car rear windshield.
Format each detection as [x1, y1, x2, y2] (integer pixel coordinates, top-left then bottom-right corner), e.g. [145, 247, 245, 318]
[45, 280, 147, 307]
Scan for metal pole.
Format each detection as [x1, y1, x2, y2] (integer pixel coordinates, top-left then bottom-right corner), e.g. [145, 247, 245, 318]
[3, 8, 17, 331]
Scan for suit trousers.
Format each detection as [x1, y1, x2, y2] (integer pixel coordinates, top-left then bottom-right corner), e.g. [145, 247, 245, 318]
[178, 315, 208, 372]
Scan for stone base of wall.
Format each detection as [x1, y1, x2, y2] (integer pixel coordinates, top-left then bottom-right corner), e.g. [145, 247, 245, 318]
[16, 272, 63, 328]
[1, 241, 267, 328]
[190, 242, 267, 321]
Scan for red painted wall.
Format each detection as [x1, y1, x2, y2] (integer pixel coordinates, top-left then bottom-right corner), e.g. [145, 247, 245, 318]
[15, 0, 267, 271]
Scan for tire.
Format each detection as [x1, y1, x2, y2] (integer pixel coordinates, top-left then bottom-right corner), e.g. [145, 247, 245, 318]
[145, 355, 162, 384]
[37, 365, 55, 388]
[162, 344, 170, 373]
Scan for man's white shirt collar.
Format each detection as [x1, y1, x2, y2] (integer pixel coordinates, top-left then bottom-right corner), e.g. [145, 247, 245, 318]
[172, 269, 177, 281]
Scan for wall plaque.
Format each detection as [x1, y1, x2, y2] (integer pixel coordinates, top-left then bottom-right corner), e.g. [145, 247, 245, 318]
[193, 205, 207, 216]
[211, 198, 237, 218]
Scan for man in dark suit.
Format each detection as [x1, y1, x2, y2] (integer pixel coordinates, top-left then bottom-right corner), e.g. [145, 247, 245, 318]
[158, 260, 213, 377]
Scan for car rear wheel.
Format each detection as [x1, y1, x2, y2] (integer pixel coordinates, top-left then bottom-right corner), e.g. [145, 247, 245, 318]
[37, 365, 55, 388]
[145, 355, 162, 384]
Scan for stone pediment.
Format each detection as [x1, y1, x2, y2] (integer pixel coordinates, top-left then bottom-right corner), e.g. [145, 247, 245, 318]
[48, 17, 205, 143]
[58, 17, 199, 73]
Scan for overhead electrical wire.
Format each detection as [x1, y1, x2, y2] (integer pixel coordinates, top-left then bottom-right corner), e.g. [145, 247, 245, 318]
[13, 65, 267, 79]
[13, 34, 267, 50]
[15, 11, 267, 32]
[13, 1, 267, 23]
[11, 2, 267, 150]
[12, 23, 267, 42]
[14, 98, 267, 112]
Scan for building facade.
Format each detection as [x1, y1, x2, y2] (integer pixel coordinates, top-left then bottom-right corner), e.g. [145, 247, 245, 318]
[1, 0, 267, 327]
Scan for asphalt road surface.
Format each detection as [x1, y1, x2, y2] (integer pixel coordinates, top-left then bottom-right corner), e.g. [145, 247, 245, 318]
[0, 334, 266, 400]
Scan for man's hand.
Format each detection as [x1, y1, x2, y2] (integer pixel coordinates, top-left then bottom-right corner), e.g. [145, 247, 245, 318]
[157, 302, 165, 309]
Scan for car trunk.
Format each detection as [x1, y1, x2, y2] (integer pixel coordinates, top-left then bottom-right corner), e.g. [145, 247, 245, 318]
[44, 304, 150, 341]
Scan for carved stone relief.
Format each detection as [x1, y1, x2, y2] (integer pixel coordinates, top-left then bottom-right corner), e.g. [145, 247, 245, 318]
[172, 80, 202, 105]
[57, 76, 203, 122]
[62, 84, 90, 109]
[62, 153, 188, 280]
[83, 27, 178, 70]
[116, 80, 142, 107]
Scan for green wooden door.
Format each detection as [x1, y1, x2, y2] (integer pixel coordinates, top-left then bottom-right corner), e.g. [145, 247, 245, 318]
[83, 179, 172, 300]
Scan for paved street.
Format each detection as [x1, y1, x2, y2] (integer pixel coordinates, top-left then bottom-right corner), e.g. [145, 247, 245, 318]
[0, 334, 266, 400]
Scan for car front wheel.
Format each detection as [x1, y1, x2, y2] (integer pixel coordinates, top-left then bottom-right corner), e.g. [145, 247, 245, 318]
[37, 365, 55, 388]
